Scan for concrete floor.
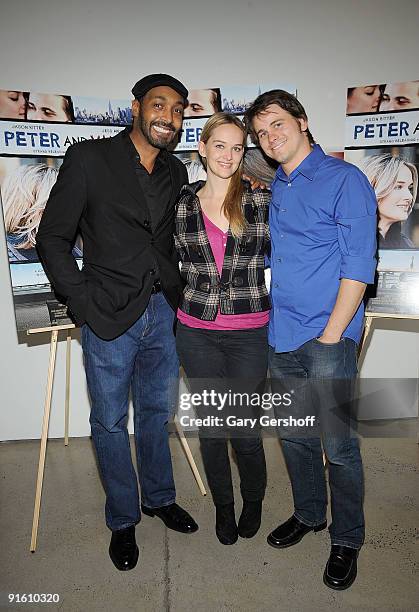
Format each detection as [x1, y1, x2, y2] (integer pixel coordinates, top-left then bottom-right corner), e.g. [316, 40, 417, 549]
[0, 435, 418, 612]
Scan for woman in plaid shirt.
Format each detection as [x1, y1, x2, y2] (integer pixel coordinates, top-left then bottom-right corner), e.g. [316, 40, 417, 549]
[175, 113, 271, 545]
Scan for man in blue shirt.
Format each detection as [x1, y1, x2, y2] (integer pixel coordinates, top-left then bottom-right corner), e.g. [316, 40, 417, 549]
[244, 91, 377, 591]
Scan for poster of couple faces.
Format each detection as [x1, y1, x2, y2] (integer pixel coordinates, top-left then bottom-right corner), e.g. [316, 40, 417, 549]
[0, 82, 294, 333]
[345, 80, 419, 316]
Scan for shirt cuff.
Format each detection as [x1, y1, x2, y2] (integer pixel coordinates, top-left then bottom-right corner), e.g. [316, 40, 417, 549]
[340, 255, 376, 284]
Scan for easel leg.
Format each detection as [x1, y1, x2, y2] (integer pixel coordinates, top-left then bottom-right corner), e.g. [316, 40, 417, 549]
[30, 330, 59, 552]
[64, 331, 71, 446]
[359, 316, 373, 361]
[174, 418, 207, 496]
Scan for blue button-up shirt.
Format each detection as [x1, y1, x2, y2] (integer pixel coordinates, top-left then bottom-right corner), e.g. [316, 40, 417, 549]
[269, 144, 377, 353]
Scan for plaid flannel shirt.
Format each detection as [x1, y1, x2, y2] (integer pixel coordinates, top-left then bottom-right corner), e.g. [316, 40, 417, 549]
[174, 180, 271, 320]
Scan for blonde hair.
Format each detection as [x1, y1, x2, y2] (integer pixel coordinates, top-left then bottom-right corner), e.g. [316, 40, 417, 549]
[361, 154, 418, 211]
[200, 112, 247, 237]
[2, 163, 58, 250]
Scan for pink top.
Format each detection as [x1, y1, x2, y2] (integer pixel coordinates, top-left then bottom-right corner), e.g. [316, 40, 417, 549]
[177, 212, 269, 330]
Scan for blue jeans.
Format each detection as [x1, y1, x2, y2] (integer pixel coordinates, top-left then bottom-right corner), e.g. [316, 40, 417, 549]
[82, 293, 178, 531]
[269, 337, 364, 549]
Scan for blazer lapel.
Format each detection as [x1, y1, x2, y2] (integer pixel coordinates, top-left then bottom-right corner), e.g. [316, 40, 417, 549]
[104, 129, 148, 209]
[153, 153, 181, 232]
[167, 153, 179, 210]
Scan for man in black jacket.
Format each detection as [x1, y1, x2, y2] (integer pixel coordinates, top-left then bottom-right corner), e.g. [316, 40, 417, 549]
[36, 74, 198, 571]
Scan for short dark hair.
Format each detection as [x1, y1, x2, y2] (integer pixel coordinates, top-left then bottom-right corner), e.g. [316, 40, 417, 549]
[244, 89, 315, 145]
[62, 95, 74, 122]
[210, 88, 222, 113]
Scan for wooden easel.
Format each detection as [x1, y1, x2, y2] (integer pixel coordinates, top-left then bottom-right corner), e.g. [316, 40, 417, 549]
[358, 311, 419, 444]
[359, 312, 419, 360]
[28, 324, 74, 552]
[28, 325, 206, 553]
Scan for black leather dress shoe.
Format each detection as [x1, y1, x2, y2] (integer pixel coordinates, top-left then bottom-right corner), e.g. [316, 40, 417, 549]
[238, 500, 262, 538]
[215, 503, 238, 545]
[109, 525, 139, 571]
[267, 515, 327, 549]
[323, 545, 359, 590]
[141, 503, 198, 533]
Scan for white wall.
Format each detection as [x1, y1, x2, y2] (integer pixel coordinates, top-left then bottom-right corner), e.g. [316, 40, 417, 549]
[0, 0, 418, 441]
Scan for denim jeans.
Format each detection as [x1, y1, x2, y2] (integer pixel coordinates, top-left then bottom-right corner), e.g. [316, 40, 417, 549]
[82, 293, 178, 531]
[176, 322, 268, 506]
[269, 337, 365, 549]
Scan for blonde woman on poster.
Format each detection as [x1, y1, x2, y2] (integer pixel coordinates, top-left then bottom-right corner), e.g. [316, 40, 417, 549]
[361, 154, 418, 249]
[2, 164, 58, 262]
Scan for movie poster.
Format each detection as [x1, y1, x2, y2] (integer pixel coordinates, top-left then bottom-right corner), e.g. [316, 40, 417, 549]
[345, 80, 419, 316]
[0, 89, 131, 332]
[173, 82, 295, 183]
[0, 83, 295, 333]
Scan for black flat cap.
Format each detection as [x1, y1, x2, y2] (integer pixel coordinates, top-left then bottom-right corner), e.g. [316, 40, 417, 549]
[132, 74, 188, 101]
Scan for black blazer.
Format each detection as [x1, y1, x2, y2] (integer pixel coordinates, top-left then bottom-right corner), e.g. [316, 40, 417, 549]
[36, 128, 188, 340]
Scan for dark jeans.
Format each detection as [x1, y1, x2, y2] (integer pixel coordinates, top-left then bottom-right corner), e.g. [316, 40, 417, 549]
[82, 293, 179, 531]
[176, 322, 268, 506]
[269, 337, 364, 549]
